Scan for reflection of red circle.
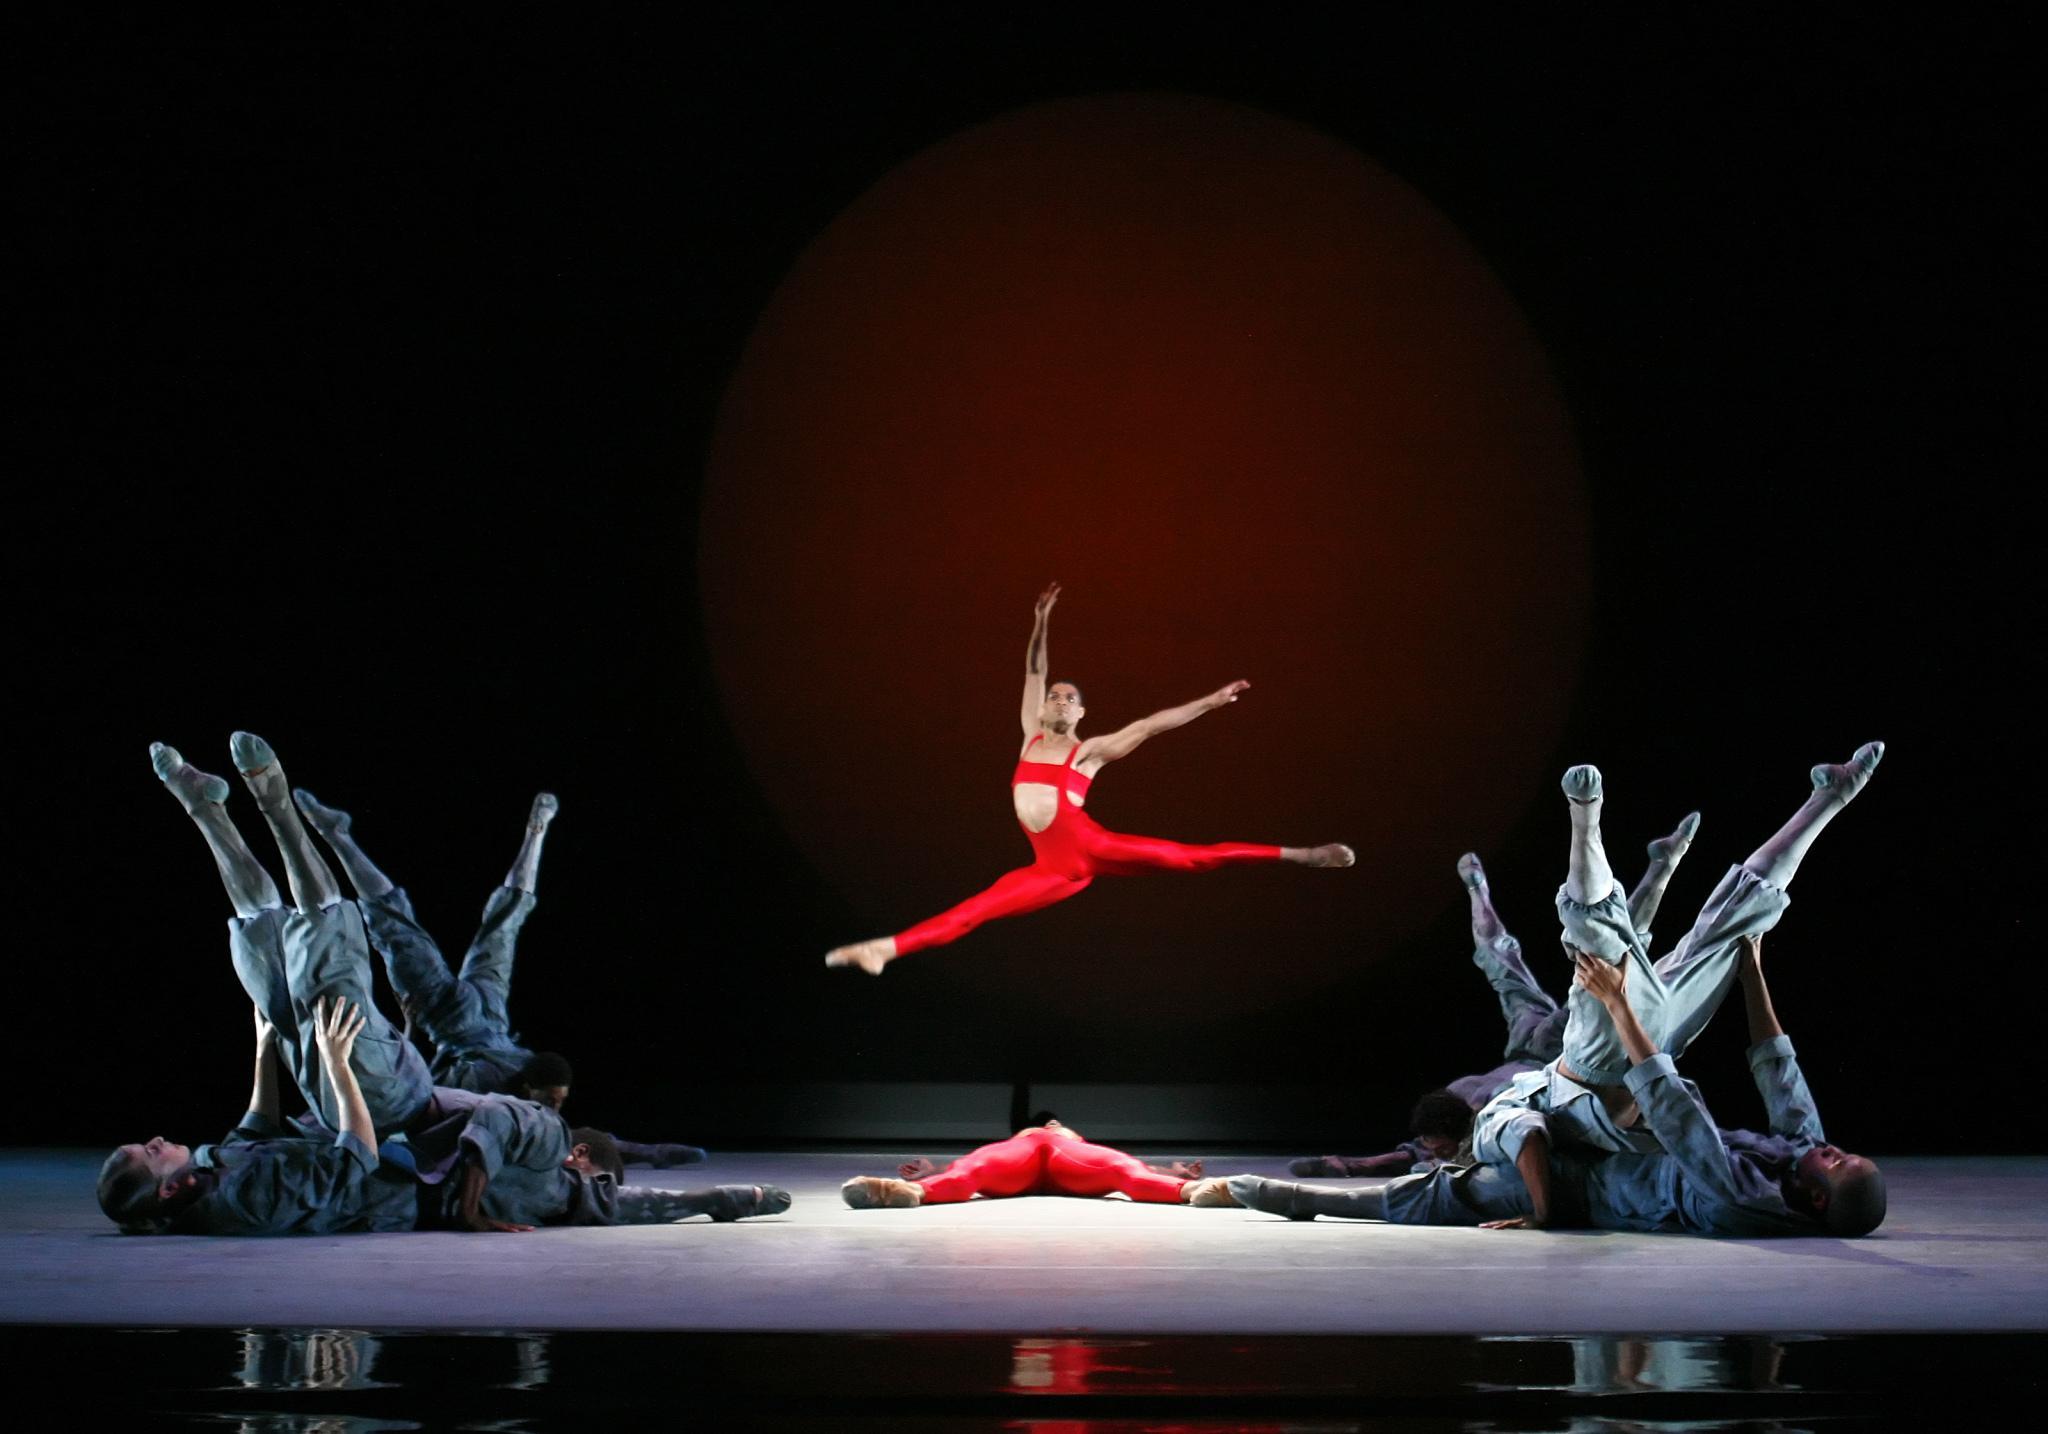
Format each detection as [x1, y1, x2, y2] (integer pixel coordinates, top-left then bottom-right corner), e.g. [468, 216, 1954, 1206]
[702, 94, 1587, 1023]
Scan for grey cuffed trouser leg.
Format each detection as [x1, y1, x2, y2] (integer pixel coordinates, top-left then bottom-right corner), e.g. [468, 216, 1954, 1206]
[1472, 932, 1565, 1063]
[358, 886, 536, 1065]
[1555, 865, 1790, 1086]
[282, 902, 434, 1134]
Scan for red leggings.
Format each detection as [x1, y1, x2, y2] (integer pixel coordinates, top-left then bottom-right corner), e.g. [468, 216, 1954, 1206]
[917, 1127, 1189, 1204]
[895, 804, 1282, 955]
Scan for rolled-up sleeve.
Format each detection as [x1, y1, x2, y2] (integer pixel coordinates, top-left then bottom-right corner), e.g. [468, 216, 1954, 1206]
[1471, 1104, 1549, 1165]
[457, 1102, 516, 1181]
[1625, 1055, 1742, 1205]
[223, 1112, 294, 1146]
[1747, 1036, 1826, 1145]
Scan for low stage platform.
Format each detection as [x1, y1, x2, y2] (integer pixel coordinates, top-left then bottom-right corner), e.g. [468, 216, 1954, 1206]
[5, 1150, 2043, 1335]
[5, 1150, 2043, 1426]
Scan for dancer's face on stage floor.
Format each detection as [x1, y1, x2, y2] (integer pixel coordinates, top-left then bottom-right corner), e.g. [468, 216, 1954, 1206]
[1041, 684, 1085, 734]
[119, 1136, 191, 1184]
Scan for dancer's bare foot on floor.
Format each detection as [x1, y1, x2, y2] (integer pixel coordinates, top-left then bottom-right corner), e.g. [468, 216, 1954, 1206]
[150, 743, 229, 812]
[1284, 843, 1355, 868]
[825, 937, 897, 974]
[1810, 742, 1883, 804]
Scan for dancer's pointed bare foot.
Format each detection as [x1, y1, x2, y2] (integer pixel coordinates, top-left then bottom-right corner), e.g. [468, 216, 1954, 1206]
[1810, 741, 1883, 804]
[150, 743, 229, 812]
[230, 731, 293, 813]
[1456, 851, 1488, 890]
[841, 1175, 923, 1209]
[1285, 844, 1355, 868]
[292, 788, 351, 841]
[825, 937, 897, 974]
[1646, 811, 1700, 865]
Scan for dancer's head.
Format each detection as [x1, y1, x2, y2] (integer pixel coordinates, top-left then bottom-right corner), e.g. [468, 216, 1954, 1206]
[566, 1128, 624, 1182]
[1041, 681, 1086, 735]
[1408, 1089, 1474, 1159]
[1025, 1113, 1085, 1142]
[1783, 1145, 1886, 1235]
[518, 1051, 574, 1110]
[96, 1136, 202, 1233]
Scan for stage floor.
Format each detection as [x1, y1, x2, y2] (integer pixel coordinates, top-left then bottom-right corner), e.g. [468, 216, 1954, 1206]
[5, 1150, 2043, 1335]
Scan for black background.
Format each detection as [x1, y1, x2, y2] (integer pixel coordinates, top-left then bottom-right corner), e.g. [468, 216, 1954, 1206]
[15, 8, 2030, 1153]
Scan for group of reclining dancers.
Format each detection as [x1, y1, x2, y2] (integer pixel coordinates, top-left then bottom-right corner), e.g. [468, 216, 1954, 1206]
[105, 583, 1886, 1239]
[103, 735, 787, 1234]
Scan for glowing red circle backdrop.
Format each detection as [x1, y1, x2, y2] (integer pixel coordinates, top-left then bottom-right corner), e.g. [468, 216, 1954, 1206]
[702, 95, 1589, 1023]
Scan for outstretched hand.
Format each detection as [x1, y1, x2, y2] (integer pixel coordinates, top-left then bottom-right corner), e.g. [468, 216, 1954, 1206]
[1208, 680, 1251, 709]
[1570, 950, 1627, 1008]
[898, 1157, 940, 1181]
[312, 996, 365, 1069]
[1035, 581, 1061, 618]
[1481, 1215, 1544, 1230]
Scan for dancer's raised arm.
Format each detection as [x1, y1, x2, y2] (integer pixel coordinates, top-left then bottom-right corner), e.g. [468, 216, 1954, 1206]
[1021, 581, 1059, 737]
[1080, 680, 1249, 766]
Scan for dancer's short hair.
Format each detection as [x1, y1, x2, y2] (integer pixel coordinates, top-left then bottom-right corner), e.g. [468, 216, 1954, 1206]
[519, 1051, 574, 1092]
[96, 1149, 171, 1234]
[1823, 1158, 1887, 1237]
[1408, 1089, 1474, 1143]
[569, 1128, 625, 1182]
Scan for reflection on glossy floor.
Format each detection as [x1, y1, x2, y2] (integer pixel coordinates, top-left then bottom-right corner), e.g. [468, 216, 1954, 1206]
[5, 1151, 2043, 1334]
[5, 1325, 2042, 1430]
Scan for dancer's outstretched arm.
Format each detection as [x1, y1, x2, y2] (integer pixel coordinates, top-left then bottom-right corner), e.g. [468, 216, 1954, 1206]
[248, 1006, 283, 1127]
[1080, 680, 1249, 765]
[1021, 581, 1059, 737]
[312, 998, 376, 1153]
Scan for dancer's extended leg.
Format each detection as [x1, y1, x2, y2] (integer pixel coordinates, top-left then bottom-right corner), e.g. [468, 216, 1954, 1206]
[231, 732, 342, 913]
[1083, 827, 1350, 874]
[152, 743, 282, 918]
[1742, 742, 1883, 886]
[1650, 742, 1885, 1057]
[827, 865, 1089, 973]
[292, 788, 396, 898]
[1561, 765, 1613, 905]
[1460, 853, 1558, 1058]
[1043, 1135, 1196, 1204]
[503, 793, 557, 895]
[1627, 811, 1700, 938]
[150, 743, 304, 1089]
[302, 787, 536, 1064]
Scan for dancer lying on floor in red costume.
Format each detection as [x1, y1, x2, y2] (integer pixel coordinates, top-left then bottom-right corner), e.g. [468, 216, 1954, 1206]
[826, 582, 1354, 974]
[840, 1119, 1239, 1209]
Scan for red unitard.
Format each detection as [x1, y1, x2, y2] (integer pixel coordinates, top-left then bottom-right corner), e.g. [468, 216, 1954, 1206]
[917, 1126, 1190, 1204]
[893, 736, 1283, 955]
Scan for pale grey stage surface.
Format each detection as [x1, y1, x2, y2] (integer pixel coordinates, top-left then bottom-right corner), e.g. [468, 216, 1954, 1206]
[5, 1151, 2042, 1335]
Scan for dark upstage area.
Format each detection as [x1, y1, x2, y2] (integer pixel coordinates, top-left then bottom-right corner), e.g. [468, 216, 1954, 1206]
[11, 6, 2036, 1427]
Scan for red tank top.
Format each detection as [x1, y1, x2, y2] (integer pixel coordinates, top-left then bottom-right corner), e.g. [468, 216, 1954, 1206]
[1012, 735, 1093, 801]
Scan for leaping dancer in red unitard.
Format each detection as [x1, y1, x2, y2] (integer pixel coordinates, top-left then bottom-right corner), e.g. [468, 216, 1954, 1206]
[824, 583, 1355, 975]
